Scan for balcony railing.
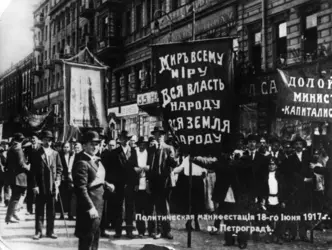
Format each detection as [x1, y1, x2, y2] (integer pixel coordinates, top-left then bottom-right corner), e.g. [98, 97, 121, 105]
[34, 41, 44, 51]
[95, 0, 123, 11]
[32, 63, 44, 76]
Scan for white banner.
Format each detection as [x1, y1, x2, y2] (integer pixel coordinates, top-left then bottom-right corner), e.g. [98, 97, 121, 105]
[69, 66, 107, 128]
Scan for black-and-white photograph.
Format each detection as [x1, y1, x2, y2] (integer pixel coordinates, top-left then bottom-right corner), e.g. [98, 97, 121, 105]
[0, 0, 332, 249]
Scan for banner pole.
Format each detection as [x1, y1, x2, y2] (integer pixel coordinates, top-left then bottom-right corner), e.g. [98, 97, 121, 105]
[187, 6, 196, 249]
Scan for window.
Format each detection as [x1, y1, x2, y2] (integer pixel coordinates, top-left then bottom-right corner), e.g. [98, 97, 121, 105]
[303, 13, 317, 59]
[66, 8, 70, 25]
[72, 4, 76, 21]
[172, 0, 180, 10]
[57, 18, 60, 32]
[45, 26, 48, 41]
[45, 50, 47, 60]
[136, 4, 142, 30]
[250, 30, 262, 73]
[56, 73, 60, 88]
[126, 10, 131, 35]
[52, 45, 56, 56]
[100, 16, 108, 38]
[146, 0, 151, 24]
[72, 32, 76, 48]
[67, 36, 71, 46]
[276, 22, 287, 63]
[57, 42, 60, 53]
[84, 24, 88, 35]
[61, 39, 65, 52]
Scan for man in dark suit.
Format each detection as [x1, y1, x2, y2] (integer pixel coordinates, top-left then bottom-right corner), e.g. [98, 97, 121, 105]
[5, 133, 29, 224]
[59, 141, 75, 220]
[286, 135, 313, 242]
[147, 126, 177, 240]
[25, 132, 41, 215]
[72, 130, 114, 250]
[107, 130, 138, 239]
[31, 130, 63, 240]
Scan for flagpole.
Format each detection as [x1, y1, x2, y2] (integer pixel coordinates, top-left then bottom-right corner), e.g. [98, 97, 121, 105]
[187, 5, 195, 249]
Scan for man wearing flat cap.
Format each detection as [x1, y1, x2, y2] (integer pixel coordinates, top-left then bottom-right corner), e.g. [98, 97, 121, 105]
[107, 130, 138, 239]
[147, 126, 177, 240]
[30, 130, 63, 240]
[5, 133, 30, 224]
[72, 130, 115, 250]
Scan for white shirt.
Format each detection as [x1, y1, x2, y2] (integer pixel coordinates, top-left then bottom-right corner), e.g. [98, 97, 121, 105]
[121, 145, 130, 155]
[268, 171, 279, 205]
[249, 150, 256, 160]
[136, 148, 148, 190]
[83, 152, 106, 187]
[296, 151, 302, 162]
[43, 146, 52, 157]
[224, 186, 236, 203]
[270, 151, 279, 158]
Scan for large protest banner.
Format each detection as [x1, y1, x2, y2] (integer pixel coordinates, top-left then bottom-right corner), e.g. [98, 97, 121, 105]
[277, 68, 332, 121]
[153, 38, 234, 156]
[63, 63, 108, 130]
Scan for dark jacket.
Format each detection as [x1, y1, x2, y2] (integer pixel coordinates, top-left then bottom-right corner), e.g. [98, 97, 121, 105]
[107, 146, 138, 187]
[147, 143, 177, 188]
[6, 142, 29, 187]
[31, 147, 63, 196]
[72, 152, 104, 237]
[313, 160, 332, 212]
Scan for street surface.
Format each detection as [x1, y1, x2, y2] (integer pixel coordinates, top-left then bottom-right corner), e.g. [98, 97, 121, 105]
[0, 202, 332, 250]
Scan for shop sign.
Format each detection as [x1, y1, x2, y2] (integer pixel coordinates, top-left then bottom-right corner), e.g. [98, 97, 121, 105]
[137, 91, 159, 106]
[240, 74, 279, 99]
[107, 104, 139, 117]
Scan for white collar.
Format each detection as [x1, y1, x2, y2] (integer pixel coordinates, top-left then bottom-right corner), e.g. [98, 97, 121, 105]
[84, 152, 98, 161]
[269, 171, 276, 176]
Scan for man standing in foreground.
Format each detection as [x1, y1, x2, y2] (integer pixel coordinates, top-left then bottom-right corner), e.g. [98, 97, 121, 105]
[148, 126, 177, 239]
[72, 130, 114, 250]
[31, 130, 62, 240]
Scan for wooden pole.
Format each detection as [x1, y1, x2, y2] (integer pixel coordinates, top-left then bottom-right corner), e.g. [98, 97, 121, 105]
[187, 6, 196, 249]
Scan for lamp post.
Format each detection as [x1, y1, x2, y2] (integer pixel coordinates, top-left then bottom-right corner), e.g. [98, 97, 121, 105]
[153, 9, 174, 42]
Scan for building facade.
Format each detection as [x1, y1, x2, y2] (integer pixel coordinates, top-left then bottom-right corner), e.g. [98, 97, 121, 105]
[0, 53, 34, 138]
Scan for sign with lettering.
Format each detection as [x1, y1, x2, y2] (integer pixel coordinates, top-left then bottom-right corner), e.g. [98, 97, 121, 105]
[107, 104, 139, 117]
[277, 68, 332, 121]
[137, 91, 159, 106]
[153, 38, 234, 156]
[240, 74, 279, 100]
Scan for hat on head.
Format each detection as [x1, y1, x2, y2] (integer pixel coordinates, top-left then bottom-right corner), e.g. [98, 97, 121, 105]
[137, 136, 148, 145]
[40, 130, 54, 139]
[270, 136, 280, 145]
[0, 140, 9, 145]
[292, 134, 306, 146]
[13, 133, 25, 142]
[118, 130, 132, 139]
[246, 134, 258, 143]
[269, 156, 278, 165]
[70, 137, 77, 143]
[82, 130, 101, 144]
[148, 136, 156, 143]
[31, 132, 39, 138]
[151, 126, 166, 135]
[282, 139, 291, 146]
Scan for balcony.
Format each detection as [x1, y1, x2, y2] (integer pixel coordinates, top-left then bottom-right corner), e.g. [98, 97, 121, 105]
[32, 63, 44, 76]
[80, 1, 95, 19]
[95, 0, 123, 12]
[34, 40, 44, 51]
[34, 15, 45, 28]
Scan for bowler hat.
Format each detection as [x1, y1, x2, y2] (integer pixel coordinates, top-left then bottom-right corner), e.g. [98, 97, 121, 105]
[118, 130, 132, 139]
[13, 133, 25, 142]
[151, 126, 166, 135]
[137, 136, 148, 145]
[40, 130, 54, 139]
[82, 130, 101, 144]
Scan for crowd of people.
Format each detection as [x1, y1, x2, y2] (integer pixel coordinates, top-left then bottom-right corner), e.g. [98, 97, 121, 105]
[0, 127, 331, 250]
